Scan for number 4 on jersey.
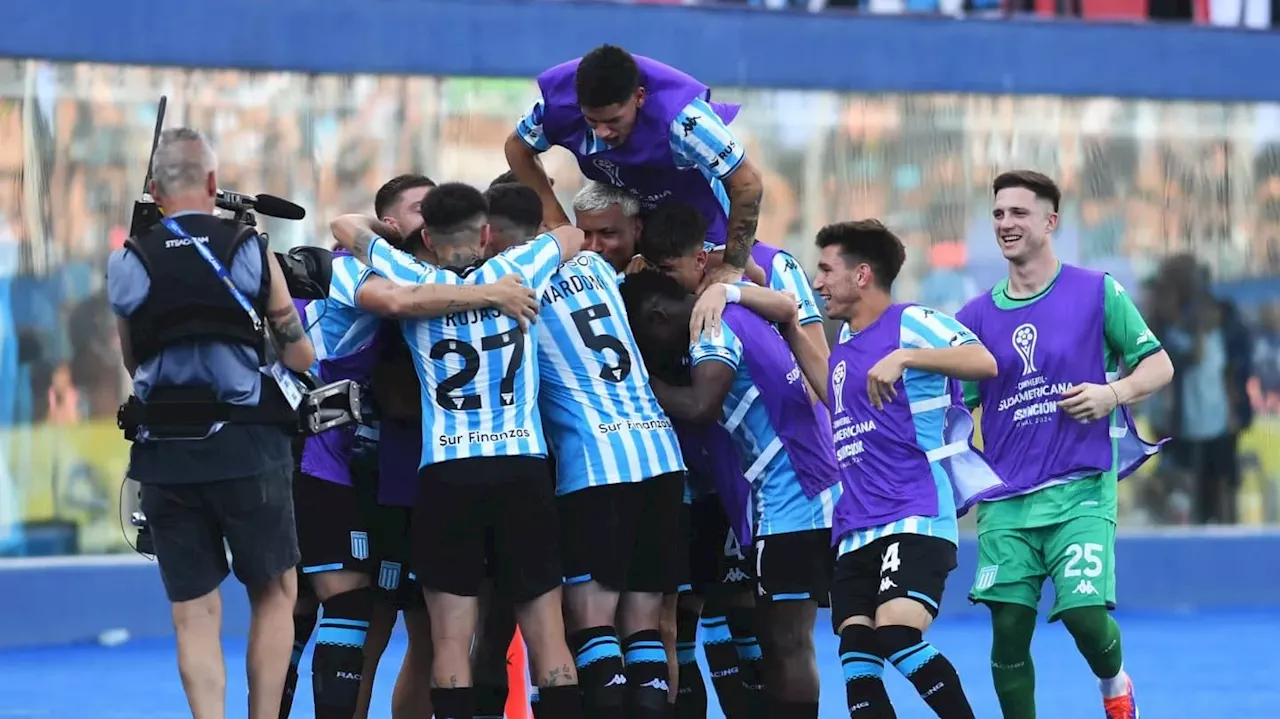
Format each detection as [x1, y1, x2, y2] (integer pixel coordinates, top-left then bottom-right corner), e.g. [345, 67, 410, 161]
[880, 541, 901, 575]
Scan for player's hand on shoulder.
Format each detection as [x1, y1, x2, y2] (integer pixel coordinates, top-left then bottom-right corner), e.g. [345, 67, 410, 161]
[625, 254, 652, 276]
[691, 283, 729, 342]
[488, 274, 539, 332]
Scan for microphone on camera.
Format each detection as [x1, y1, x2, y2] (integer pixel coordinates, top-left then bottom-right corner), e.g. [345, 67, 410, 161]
[215, 189, 306, 221]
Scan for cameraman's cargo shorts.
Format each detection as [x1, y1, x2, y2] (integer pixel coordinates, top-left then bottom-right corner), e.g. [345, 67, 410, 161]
[142, 465, 300, 602]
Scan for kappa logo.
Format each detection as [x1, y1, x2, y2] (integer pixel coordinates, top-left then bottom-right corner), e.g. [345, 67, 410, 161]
[723, 567, 751, 583]
[974, 565, 999, 591]
[605, 674, 627, 687]
[681, 116, 698, 136]
[642, 678, 670, 693]
[1012, 323, 1039, 376]
[784, 257, 798, 272]
[1073, 579, 1099, 596]
[878, 576, 897, 593]
[350, 531, 369, 561]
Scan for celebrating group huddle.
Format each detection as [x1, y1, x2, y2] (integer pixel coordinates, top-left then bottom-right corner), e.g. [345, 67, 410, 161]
[113, 42, 1171, 719]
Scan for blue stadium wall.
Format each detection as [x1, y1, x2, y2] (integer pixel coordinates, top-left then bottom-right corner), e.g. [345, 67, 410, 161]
[4, 529, 1280, 650]
[2, 0, 1280, 649]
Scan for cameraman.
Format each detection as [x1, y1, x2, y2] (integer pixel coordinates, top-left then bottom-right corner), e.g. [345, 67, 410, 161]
[107, 128, 314, 719]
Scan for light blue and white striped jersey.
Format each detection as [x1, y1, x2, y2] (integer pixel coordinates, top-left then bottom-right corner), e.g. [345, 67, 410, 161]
[303, 254, 379, 371]
[690, 322, 840, 537]
[364, 234, 563, 466]
[538, 251, 686, 494]
[836, 305, 978, 558]
[702, 243, 824, 326]
[837, 322, 854, 344]
[517, 96, 743, 217]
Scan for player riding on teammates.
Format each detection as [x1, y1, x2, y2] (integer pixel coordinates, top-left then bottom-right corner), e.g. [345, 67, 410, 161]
[506, 43, 764, 285]
[957, 170, 1173, 719]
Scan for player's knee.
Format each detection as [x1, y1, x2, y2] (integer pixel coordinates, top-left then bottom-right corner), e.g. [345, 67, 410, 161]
[873, 596, 932, 631]
[1056, 605, 1108, 645]
[988, 602, 1037, 655]
[874, 624, 936, 677]
[759, 603, 815, 659]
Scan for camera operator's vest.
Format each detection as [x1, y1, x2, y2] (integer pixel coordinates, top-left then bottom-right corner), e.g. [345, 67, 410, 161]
[119, 215, 296, 434]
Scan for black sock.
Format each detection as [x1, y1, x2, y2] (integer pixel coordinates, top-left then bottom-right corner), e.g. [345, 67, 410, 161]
[623, 630, 672, 719]
[473, 684, 509, 719]
[700, 613, 748, 719]
[675, 608, 708, 719]
[877, 625, 974, 719]
[432, 687, 476, 719]
[279, 603, 317, 719]
[571, 626, 626, 719]
[312, 587, 374, 719]
[532, 685, 582, 719]
[840, 624, 895, 718]
[725, 606, 767, 719]
[767, 697, 820, 719]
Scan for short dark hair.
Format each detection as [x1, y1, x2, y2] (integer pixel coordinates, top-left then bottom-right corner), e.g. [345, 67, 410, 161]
[638, 203, 707, 265]
[992, 170, 1061, 213]
[489, 170, 554, 189]
[619, 269, 689, 324]
[374, 173, 435, 218]
[484, 183, 542, 235]
[815, 219, 907, 291]
[420, 182, 487, 237]
[576, 44, 640, 109]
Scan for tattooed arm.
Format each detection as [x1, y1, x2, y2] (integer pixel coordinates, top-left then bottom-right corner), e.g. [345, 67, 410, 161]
[329, 214, 402, 265]
[717, 158, 764, 277]
[356, 273, 539, 330]
[264, 252, 315, 372]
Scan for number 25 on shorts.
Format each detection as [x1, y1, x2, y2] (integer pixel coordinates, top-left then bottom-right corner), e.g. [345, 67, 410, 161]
[1062, 542, 1103, 578]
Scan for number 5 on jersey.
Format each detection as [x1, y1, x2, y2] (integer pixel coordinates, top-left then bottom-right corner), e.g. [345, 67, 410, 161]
[430, 331, 524, 410]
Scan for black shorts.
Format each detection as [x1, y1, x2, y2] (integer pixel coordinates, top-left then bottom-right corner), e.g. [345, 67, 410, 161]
[559, 472, 684, 594]
[295, 471, 373, 576]
[413, 456, 562, 604]
[831, 534, 957, 630]
[673, 502, 693, 595]
[755, 529, 834, 606]
[365, 503, 424, 611]
[141, 466, 299, 603]
[688, 495, 755, 596]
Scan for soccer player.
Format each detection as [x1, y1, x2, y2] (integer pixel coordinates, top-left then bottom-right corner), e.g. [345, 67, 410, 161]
[292, 174, 539, 719]
[956, 171, 1173, 719]
[329, 182, 587, 719]
[639, 202, 830, 368]
[785, 219, 1003, 719]
[505, 44, 764, 285]
[621, 269, 842, 719]
[479, 180, 685, 719]
[636, 202, 787, 719]
[572, 180, 644, 275]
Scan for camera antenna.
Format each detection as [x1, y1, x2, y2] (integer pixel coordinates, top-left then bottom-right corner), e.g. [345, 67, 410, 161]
[142, 95, 167, 195]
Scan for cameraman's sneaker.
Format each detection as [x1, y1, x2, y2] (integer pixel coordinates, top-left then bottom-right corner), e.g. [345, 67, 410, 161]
[1101, 674, 1138, 719]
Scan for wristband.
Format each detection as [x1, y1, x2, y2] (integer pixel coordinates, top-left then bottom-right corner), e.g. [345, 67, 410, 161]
[722, 283, 742, 304]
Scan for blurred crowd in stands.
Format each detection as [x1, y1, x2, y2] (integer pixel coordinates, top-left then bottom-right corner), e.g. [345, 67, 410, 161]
[625, 0, 1276, 28]
[2, 58, 1280, 556]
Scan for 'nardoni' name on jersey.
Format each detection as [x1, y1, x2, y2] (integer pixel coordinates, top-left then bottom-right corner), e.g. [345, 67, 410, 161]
[537, 251, 685, 493]
[365, 234, 562, 465]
